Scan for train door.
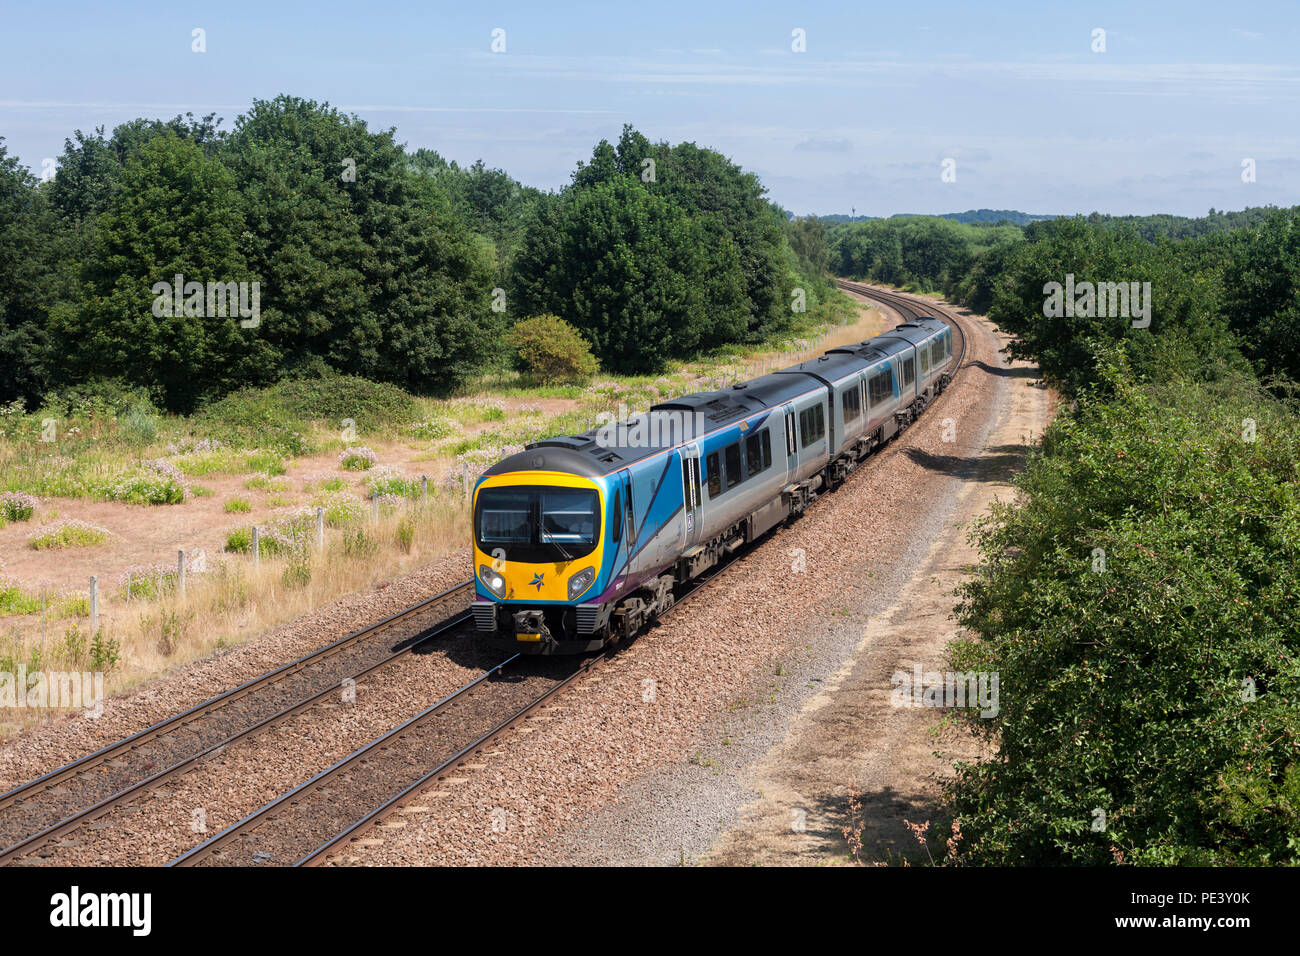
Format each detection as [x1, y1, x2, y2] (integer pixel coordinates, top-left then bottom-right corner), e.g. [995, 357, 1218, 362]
[615, 468, 635, 571]
[679, 444, 702, 549]
[781, 403, 798, 481]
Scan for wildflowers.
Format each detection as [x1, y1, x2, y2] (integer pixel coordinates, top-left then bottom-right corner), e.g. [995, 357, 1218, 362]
[27, 519, 112, 550]
[0, 491, 38, 522]
[105, 459, 190, 505]
[339, 446, 377, 470]
[362, 465, 416, 498]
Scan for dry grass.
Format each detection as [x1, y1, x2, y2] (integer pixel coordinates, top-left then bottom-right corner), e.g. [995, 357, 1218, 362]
[0, 492, 470, 738]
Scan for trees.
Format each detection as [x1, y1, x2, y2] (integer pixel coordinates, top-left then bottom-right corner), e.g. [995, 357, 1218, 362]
[1220, 209, 1300, 384]
[987, 218, 1243, 395]
[511, 176, 745, 373]
[947, 360, 1300, 865]
[219, 96, 499, 398]
[510, 126, 794, 375]
[49, 133, 267, 412]
[0, 141, 60, 406]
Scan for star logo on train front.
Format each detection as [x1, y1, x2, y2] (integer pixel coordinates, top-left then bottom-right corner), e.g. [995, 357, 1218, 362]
[530, 572, 544, 591]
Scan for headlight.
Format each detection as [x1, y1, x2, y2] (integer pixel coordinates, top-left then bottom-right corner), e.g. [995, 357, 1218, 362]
[568, 567, 596, 600]
[479, 564, 506, 598]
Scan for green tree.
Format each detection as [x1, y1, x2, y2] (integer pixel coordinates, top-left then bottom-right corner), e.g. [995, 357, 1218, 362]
[0, 141, 62, 405]
[221, 96, 499, 394]
[49, 133, 269, 411]
[1220, 209, 1300, 384]
[511, 176, 746, 373]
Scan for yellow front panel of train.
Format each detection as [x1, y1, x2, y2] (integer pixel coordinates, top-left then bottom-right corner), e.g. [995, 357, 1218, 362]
[472, 471, 605, 603]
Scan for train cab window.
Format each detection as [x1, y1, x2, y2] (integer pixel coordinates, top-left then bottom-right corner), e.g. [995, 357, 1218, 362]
[842, 385, 862, 423]
[748, 434, 764, 478]
[902, 357, 915, 388]
[724, 442, 743, 489]
[706, 452, 721, 498]
[799, 403, 825, 448]
[761, 430, 772, 468]
[611, 489, 622, 543]
[920, 349, 931, 374]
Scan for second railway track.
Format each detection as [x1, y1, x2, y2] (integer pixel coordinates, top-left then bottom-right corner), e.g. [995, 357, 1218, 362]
[0, 579, 476, 865]
[1, 283, 974, 868]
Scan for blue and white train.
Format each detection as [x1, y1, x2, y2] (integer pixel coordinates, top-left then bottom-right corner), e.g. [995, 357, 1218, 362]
[470, 317, 956, 653]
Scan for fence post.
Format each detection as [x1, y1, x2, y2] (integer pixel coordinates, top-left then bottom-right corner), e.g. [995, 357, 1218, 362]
[177, 549, 186, 602]
[89, 576, 99, 635]
[252, 526, 260, 571]
[421, 475, 428, 502]
[316, 507, 325, 550]
[371, 492, 379, 522]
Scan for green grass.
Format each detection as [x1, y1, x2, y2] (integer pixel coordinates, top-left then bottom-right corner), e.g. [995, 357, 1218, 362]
[27, 520, 112, 550]
[0, 585, 42, 616]
[224, 497, 252, 513]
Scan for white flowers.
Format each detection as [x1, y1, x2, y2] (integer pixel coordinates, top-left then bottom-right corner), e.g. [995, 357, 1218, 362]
[339, 446, 378, 470]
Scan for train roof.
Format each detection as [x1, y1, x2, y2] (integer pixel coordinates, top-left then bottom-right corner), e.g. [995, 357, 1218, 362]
[482, 315, 954, 480]
[771, 351, 868, 386]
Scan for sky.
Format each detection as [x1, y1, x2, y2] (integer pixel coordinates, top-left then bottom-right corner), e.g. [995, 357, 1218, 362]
[1, 0, 1297, 217]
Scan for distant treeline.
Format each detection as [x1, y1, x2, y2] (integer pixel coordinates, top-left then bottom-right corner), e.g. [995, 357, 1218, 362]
[830, 206, 1300, 389]
[0, 99, 828, 412]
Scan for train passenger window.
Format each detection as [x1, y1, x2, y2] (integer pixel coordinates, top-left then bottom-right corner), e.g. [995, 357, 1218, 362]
[706, 452, 721, 498]
[868, 370, 892, 406]
[799, 404, 826, 447]
[842, 385, 862, 423]
[725, 442, 743, 489]
[761, 430, 772, 469]
[745, 433, 763, 477]
[920, 349, 930, 374]
[902, 357, 915, 387]
[611, 489, 622, 543]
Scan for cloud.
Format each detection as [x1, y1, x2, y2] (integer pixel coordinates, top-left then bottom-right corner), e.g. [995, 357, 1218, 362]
[794, 138, 853, 152]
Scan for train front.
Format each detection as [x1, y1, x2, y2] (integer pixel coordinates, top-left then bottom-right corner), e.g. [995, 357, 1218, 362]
[470, 467, 610, 654]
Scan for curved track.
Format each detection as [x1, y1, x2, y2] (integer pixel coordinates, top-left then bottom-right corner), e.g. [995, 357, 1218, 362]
[2, 283, 975, 867]
[834, 279, 969, 372]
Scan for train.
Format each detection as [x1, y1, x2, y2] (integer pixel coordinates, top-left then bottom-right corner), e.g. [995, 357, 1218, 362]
[470, 314, 957, 653]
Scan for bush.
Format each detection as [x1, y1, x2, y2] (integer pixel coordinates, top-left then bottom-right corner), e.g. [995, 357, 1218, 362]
[0, 491, 37, 522]
[104, 460, 189, 505]
[224, 497, 251, 513]
[339, 446, 377, 470]
[362, 465, 416, 499]
[506, 315, 600, 385]
[27, 519, 112, 550]
[945, 358, 1300, 865]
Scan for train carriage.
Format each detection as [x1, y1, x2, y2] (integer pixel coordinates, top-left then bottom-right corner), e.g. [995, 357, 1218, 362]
[471, 314, 957, 654]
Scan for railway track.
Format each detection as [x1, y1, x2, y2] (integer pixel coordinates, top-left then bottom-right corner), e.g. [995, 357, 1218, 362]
[834, 279, 970, 372]
[0, 579, 476, 865]
[2, 283, 974, 868]
[168, 551, 744, 866]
